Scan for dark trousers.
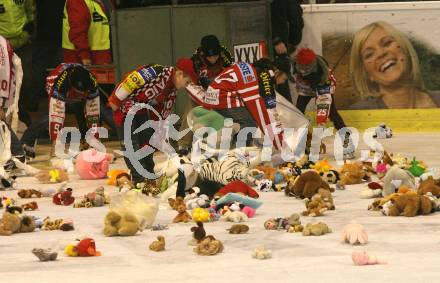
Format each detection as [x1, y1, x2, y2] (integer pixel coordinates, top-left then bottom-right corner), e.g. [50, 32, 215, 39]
[20, 100, 117, 146]
[6, 123, 24, 157]
[15, 44, 33, 127]
[32, 40, 63, 111]
[116, 113, 155, 183]
[215, 107, 257, 147]
[296, 95, 346, 130]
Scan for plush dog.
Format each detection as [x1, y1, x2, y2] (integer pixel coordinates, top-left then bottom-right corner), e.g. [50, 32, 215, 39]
[169, 197, 192, 223]
[288, 170, 333, 199]
[383, 192, 432, 217]
[17, 189, 42, 199]
[338, 162, 367, 186]
[417, 176, 440, 197]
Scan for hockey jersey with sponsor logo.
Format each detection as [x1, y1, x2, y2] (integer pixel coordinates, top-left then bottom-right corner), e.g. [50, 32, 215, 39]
[47, 63, 100, 141]
[0, 36, 15, 108]
[185, 61, 284, 149]
[109, 64, 177, 126]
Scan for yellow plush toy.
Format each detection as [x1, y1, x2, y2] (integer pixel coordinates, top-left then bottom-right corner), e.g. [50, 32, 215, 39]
[64, 244, 78, 257]
[310, 159, 333, 174]
[192, 208, 210, 223]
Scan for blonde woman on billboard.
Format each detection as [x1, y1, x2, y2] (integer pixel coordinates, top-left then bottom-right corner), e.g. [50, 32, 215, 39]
[350, 21, 440, 109]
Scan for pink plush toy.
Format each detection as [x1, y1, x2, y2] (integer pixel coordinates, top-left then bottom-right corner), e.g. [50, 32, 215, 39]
[241, 206, 256, 218]
[375, 162, 389, 178]
[352, 251, 385, 265]
[75, 149, 112, 180]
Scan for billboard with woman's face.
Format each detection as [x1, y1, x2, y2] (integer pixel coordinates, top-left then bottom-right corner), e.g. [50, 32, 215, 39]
[300, 2, 440, 110]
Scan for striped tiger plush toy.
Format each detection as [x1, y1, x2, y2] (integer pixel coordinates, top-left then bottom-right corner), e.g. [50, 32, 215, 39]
[198, 153, 250, 185]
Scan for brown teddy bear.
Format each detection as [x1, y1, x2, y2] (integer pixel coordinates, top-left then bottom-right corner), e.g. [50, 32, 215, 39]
[338, 162, 367, 186]
[191, 221, 206, 243]
[302, 222, 332, 236]
[384, 192, 432, 217]
[0, 212, 35, 235]
[42, 217, 63, 231]
[149, 236, 165, 252]
[103, 210, 140, 236]
[21, 201, 38, 211]
[227, 224, 249, 234]
[169, 197, 192, 223]
[35, 169, 69, 183]
[17, 189, 42, 199]
[194, 235, 224, 256]
[418, 176, 440, 197]
[289, 170, 333, 199]
[302, 194, 328, 217]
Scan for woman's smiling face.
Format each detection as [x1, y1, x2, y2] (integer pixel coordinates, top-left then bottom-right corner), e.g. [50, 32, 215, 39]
[361, 27, 408, 87]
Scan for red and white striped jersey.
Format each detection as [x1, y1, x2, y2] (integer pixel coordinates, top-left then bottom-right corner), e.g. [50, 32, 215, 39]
[185, 62, 284, 150]
[0, 36, 15, 108]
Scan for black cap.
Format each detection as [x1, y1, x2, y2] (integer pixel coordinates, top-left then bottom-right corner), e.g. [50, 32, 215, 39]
[69, 66, 95, 92]
[201, 35, 221, 57]
[272, 55, 291, 75]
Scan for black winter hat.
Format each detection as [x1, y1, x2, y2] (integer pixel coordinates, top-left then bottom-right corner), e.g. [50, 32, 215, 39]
[201, 35, 221, 57]
[272, 55, 291, 75]
[69, 66, 95, 92]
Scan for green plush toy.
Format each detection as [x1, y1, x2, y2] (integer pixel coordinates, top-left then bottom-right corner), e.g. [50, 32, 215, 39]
[409, 157, 426, 177]
[191, 107, 227, 131]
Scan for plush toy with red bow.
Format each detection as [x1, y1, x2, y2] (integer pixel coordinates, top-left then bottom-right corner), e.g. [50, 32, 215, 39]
[53, 188, 75, 206]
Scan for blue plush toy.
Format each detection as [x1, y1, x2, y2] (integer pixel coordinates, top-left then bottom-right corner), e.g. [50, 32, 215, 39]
[215, 193, 263, 209]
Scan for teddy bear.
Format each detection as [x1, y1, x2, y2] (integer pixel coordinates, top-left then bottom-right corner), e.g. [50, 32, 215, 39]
[264, 214, 303, 231]
[288, 170, 333, 199]
[53, 188, 75, 206]
[42, 217, 63, 231]
[35, 169, 69, 183]
[169, 197, 192, 223]
[221, 210, 248, 223]
[190, 221, 206, 244]
[383, 191, 432, 217]
[417, 176, 440, 197]
[0, 211, 35, 235]
[149, 236, 165, 252]
[338, 162, 368, 186]
[302, 222, 332, 236]
[184, 189, 209, 210]
[252, 246, 272, 260]
[21, 201, 38, 211]
[302, 194, 328, 217]
[74, 187, 108, 208]
[227, 224, 249, 234]
[194, 235, 224, 256]
[75, 149, 113, 180]
[17, 189, 42, 199]
[368, 193, 401, 211]
[382, 165, 415, 196]
[103, 210, 140, 236]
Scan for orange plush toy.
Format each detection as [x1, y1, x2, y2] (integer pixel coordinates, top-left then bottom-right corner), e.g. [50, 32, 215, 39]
[338, 162, 367, 186]
[107, 169, 129, 186]
[417, 176, 440, 197]
[256, 165, 277, 182]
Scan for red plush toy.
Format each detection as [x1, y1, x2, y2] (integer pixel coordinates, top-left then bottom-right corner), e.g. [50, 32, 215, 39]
[53, 188, 75, 206]
[76, 238, 101, 257]
[215, 181, 259, 199]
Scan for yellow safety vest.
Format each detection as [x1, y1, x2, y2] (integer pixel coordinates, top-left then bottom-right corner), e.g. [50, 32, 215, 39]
[62, 0, 110, 51]
[0, 0, 34, 49]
